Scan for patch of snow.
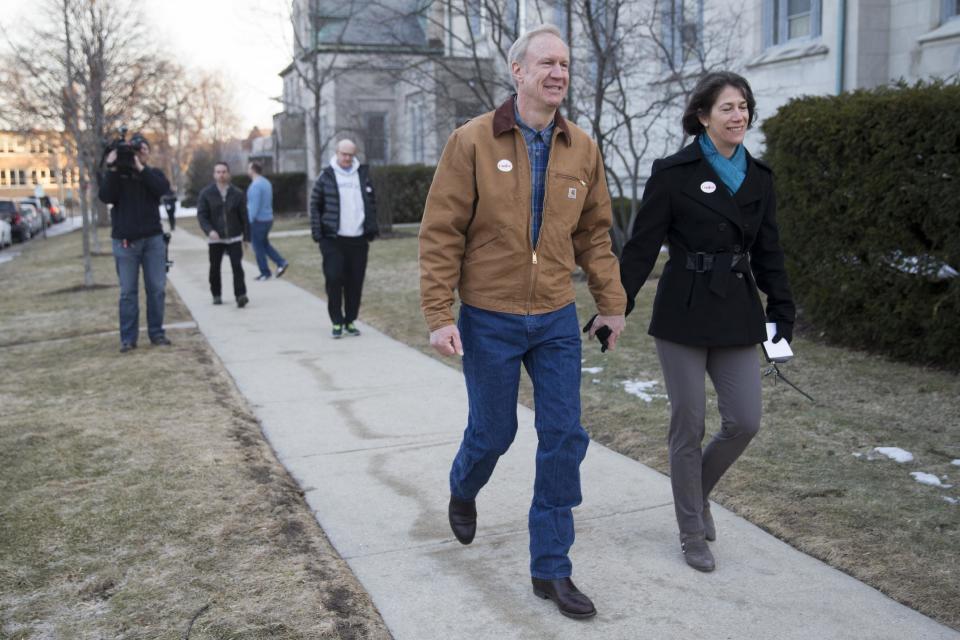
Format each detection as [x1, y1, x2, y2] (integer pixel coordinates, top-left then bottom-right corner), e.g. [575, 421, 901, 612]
[888, 251, 958, 281]
[943, 496, 958, 505]
[591, 379, 600, 384]
[621, 379, 667, 403]
[873, 447, 914, 463]
[911, 472, 953, 488]
[852, 452, 864, 458]
[582, 367, 603, 374]
[951, 459, 960, 467]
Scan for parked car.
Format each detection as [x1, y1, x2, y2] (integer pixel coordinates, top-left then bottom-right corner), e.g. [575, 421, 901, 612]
[18, 203, 43, 236]
[47, 196, 65, 223]
[20, 197, 51, 228]
[0, 200, 31, 242]
[0, 217, 11, 248]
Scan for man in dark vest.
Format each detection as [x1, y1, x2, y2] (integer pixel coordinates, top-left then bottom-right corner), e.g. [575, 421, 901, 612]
[309, 138, 379, 338]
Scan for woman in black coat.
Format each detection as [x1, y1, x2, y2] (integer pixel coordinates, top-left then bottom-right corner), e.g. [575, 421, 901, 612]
[620, 71, 795, 572]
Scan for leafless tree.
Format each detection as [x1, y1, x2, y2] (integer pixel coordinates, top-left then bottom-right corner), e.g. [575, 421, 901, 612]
[594, 0, 746, 250]
[145, 66, 240, 195]
[0, 0, 170, 281]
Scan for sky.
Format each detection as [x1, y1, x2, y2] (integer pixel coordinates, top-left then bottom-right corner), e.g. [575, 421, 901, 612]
[0, 0, 293, 135]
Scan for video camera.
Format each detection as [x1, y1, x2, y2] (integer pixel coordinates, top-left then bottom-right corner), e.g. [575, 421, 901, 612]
[102, 126, 146, 176]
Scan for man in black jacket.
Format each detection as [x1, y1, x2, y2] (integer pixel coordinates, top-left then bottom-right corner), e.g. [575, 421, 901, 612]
[309, 139, 378, 338]
[98, 134, 172, 353]
[197, 162, 249, 307]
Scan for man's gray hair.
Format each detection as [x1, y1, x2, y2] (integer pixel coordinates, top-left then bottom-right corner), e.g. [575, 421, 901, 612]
[507, 23, 566, 82]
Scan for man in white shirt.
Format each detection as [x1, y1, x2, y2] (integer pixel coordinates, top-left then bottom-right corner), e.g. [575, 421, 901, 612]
[308, 139, 379, 338]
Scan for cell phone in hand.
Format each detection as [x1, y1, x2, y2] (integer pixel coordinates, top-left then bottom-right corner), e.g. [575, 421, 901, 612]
[582, 315, 612, 353]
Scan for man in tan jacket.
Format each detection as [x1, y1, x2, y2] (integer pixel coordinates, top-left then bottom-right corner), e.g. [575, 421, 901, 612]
[419, 24, 626, 620]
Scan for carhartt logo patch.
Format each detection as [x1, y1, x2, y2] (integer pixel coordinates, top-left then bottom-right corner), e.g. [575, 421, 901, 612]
[497, 159, 513, 172]
[567, 187, 577, 199]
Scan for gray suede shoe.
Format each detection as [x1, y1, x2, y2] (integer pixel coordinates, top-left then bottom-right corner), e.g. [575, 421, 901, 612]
[702, 502, 716, 542]
[680, 532, 716, 572]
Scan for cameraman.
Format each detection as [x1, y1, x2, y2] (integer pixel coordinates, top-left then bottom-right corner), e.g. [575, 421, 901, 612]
[98, 133, 172, 353]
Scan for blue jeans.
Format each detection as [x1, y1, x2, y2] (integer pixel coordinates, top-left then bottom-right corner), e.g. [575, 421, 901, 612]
[112, 234, 166, 345]
[250, 219, 287, 277]
[450, 302, 589, 580]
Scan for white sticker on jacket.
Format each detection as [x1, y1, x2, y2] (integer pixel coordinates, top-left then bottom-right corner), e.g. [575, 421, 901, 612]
[700, 181, 717, 194]
[497, 159, 513, 172]
[567, 187, 577, 199]
[365, 186, 373, 193]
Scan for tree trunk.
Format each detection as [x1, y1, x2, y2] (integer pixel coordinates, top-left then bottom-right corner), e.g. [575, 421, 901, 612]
[79, 176, 94, 287]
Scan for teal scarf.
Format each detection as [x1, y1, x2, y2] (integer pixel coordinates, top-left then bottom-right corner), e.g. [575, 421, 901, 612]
[699, 134, 747, 194]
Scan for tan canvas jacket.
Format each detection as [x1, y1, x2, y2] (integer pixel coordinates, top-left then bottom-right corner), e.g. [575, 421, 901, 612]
[419, 97, 627, 331]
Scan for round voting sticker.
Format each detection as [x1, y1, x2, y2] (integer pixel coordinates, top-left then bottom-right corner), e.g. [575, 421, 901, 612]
[700, 181, 717, 194]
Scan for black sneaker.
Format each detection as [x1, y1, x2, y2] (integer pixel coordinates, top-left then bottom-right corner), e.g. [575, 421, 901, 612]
[213, 296, 223, 305]
[150, 336, 172, 346]
[276, 263, 289, 278]
[344, 323, 360, 337]
[237, 295, 249, 308]
[254, 273, 271, 281]
[120, 342, 137, 353]
[332, 324, 343, 339]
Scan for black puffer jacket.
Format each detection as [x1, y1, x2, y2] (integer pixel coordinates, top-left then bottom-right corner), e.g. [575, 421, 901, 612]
[99, 166, 170, 241]
[197, 183, 249, 242]
[309, 165, 378, 241]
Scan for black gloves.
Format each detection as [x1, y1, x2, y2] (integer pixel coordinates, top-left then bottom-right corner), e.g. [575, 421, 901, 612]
[772, 321, 794, 344]
[582, 315, 612, 352]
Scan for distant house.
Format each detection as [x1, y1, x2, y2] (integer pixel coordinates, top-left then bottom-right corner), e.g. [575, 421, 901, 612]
[0, 131, 80, 203]
[243, 127, 275, 174]
[273, 0, 495, 177]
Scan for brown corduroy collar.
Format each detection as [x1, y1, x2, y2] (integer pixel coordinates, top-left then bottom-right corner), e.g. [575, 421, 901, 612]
[492, 95, 572, 146]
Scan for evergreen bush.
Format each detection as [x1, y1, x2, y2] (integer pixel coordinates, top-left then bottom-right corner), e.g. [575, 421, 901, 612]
[369, 164, 436, 225]
[762, 81, 960, 368]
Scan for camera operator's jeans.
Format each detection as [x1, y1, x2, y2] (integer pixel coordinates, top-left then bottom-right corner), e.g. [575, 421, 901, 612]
[112, 234, 166, 346]
[250, 220, 287, 277]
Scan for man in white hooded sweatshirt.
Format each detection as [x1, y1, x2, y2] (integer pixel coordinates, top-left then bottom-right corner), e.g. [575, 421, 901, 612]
[309, 139, 379, 338]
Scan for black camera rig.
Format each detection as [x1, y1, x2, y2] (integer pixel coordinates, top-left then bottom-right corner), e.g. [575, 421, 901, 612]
[101, 126, 145, 176]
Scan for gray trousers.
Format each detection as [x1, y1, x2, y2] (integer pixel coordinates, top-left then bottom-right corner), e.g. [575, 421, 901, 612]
[655, 338, 762, 535]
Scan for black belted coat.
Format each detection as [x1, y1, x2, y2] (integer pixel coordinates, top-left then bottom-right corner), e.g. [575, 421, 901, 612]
[620, 141, 795, 347]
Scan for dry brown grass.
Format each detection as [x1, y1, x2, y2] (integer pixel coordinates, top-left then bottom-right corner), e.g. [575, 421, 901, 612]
[271, 228, 960, 631]
[0, 231, 390, 639]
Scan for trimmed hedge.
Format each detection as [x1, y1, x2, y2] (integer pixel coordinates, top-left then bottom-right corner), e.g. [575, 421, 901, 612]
[231, 173, 306, 213]
[369, 164, 436, 225]
[762, 81, 960, 369]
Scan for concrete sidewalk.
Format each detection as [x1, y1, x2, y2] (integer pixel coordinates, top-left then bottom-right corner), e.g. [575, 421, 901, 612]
[166, 229, 958, 640]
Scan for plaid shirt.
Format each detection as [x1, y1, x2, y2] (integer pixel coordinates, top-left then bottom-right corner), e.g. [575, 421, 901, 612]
[515, 105, 554, 248]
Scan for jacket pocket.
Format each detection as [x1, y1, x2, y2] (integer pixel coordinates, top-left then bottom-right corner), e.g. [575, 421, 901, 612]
[548, 172, 588, 227]
[553, 171, 587, 184]
[464, 227, 505, 264]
